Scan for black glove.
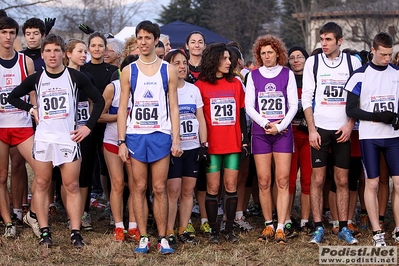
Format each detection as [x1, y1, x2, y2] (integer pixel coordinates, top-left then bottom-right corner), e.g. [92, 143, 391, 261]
[196, 146, 209, 165]
[392, 115, 399, 130]
[44, 18, 56, 35]
[241, 145, 250, 159]
[371, 111, 397, 124]
[78, 24, 95, 35]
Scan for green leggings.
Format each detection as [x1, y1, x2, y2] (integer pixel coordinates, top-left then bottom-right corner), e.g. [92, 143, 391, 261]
[207, 153, 240, 173]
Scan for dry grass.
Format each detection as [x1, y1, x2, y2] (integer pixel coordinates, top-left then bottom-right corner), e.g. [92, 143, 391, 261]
[1, 165, 397, 265]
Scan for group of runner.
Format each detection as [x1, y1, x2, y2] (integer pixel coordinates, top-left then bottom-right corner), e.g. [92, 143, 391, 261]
[1, 13, 399, 254]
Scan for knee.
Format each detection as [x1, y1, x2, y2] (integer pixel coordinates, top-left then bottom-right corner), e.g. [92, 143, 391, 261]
[224, 181, 237, 193]
[258, 177, 271, 191]
[335, 176, 348, 188]
[33, 177, 51, 191]
[276, 177, 289, 190]
[134, 181, 147, 194]
[152, 182, 167, 195]
[167, 186, 181, 201]
[64, 181, 80, 193]
[207, 183, 219, 195]
[111, 178, 125, 195]
[180, 186, 193, 200]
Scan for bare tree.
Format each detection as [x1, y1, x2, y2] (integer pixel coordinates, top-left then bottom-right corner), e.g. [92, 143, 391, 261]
[0, 0, 56, 22]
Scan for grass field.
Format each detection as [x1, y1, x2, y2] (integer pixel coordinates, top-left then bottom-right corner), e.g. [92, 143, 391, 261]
[0, 164, 398, 265]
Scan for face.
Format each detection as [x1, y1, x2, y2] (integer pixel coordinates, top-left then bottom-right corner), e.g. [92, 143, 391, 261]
[155, 47, 165, 59]
[320, 32, 342, 58]
[104, 44, 120, 65]
[162, 37, 171, 53]
[260, 45, 278, 67]
[216, 50, 231, 77]
[42, 43, 65, 71]
[136, 29, 157, 56]
[372, 45, 393, 66]
[170, 53, 188, 80]
[0, 28, 17, 49]
[186, 33, 205, 57]
[288, 50, 306, 74]
[24, 28, 43, 49]
[89, 36, 106, 60]
[67, 43, 87, 67]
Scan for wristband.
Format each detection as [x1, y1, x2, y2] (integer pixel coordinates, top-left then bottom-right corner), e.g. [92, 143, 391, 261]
[29, 105, 37, 115]
[117, 140, 126, 146]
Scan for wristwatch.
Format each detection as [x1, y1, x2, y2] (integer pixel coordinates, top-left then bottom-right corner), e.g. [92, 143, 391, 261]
[29, 105, 37, 115]
[117, 140, 126, 146]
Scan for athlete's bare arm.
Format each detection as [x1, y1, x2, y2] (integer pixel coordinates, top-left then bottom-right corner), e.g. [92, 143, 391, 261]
[167, 64, 182, 157]
[117, 66, 131, 163]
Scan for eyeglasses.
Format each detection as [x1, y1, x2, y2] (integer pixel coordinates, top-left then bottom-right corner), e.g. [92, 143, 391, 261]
[288, 55, 305, 61]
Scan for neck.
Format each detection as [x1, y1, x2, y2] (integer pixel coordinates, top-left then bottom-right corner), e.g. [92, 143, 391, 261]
[68, 62, 80, 71]
[326, 50, 340, 60]
[27, 46, 40, 51]
[139, 53, 158, 63]
[0, 48, 15, 60]
[90, 57, 103, 64]
[189, 55, 201, 67]
[46, 65, 65, 74]
[177, 78, 185, 88]
[293, 70, 303, 75]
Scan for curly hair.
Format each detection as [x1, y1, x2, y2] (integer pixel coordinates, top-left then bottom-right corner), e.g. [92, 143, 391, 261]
[198, 43, 237, 84]
[252, 35, 288, 67]
[123, 35, 138, 58]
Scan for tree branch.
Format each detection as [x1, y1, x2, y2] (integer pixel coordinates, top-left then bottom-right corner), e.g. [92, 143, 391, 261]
[3, 0, 53, 11]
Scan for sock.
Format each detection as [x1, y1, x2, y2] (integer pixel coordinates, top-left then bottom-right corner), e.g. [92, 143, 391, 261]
[49, 203, 55, 207]
[115, 222, 124, 229]
[40, 227, 50, 234]
[284, 219, 292, 226]
[71, 229, 80, 236]
[188, 219, 192, 224]
[30, 210, 37, 220]
[13, 208, 22, 220]
[277, 223, 284, 231]
[348, 219, 353, 225]
[128, 222, 137, 229]
[166, 229, 175, 236]
[339, 221, 348, 231]
[201, 218, 208, 225]
[205, 193, 218, 233]
[22, 203, 29, 208]
[333, 220, 339, 228]
[224, 191, 238, 232]
[235, 211, 243, 220]
[314, 222, 323, 228]
[373, 230, 383, 236]
[178, 227, 186, 236]
[379, 215, 385, 222]
[300, 219, 308, 227]
[360, 209, 367, 215]
[265, 220, 274, 230]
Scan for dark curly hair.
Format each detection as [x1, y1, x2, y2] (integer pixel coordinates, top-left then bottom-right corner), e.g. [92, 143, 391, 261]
[198, 43, 237, 84]
[252, 35, 288, 67]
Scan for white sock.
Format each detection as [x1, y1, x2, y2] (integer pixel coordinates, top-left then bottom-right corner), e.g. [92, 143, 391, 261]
[277, 223, 284, 231]
[333, 220, 339, 228]
[265, 220, 274, 230]
[348, 219, 353, 224]
[284, 219, 292, 225]
[13, 209, 22, 220]
[188, 219, 192, 224]
[115, 222, 124, 229]
[49, 203, 55, 207]
[128, 222, 137, 229]
[201, 218, 208, 225]
[235, 211, 243, 220]
[301, 219, 308, 227]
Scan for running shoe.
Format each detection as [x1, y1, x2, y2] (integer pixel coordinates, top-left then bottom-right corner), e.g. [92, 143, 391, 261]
[4, 223, 16, 238]
[81, 212, 93, 231]
[191, 204, 200, 215]
[220, 219, 226, 233]
[186, 222, 196, 238]
[208, 232, 221, 244]
[338, 226, 358, 244]
[217, 206, 224, 216]
[284, 223, 298, 239]
[39, 231, 53, 246]
[126, 228, 140, 242]
[309, 226, 324, 244]
[49, 205, 58, 216]
[168, 234, 178, 249]
[322, 211, 333, 224]
[178, 231, 199, 245]
[379, 220, 385, 231]
[158, 237, 174, 254]
[11, 213, 23, 228]
[258, 225, 275, 242]
[22, 205, 29, 218]
[248, 204, 262, 216]
[71, 232, 85, 248]
[359, 213, 369, 229]
[134, 236, 151, 254]
[372, 232, 386, 247]
[200, 221, 211, 236]
[234, 216, 253, 231]
[300, 222, 315, 236]
[331, 227, 339, 236]
[348, 223, 361, 237]
[109, 214, 115, 226]
[275, 229, 287, 244]
[23, 211, 41, 238]
[222, 230, 239, 242]
[392, 230, 399, 243]
[114, 227, 125, 242]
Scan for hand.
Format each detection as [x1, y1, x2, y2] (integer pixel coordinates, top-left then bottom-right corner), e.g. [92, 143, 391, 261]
[335, 122, 353, 143]
[241, 145, 250, 159]
[78, 24, 95, 35]
[309, 129, 321, 150]
[70, 125, 90, 143]
[44, 18, 56, 35]
[31, 109, 39, 125]
[265, 120, 281, 135]
[196, 146, 209, 164]
[392, 115, 399, 130]
[372, 111, 397, 124]
[171, 142, 183, 157]
[118, 143, 129, 163]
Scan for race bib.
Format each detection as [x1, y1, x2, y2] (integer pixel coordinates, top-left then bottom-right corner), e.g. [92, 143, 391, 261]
[180, 113, 199, 141]
[258, 91, 285, 119]
[321, 85, 345, 106]
[42, 87, 69, 120]
[77, 101, 90, 126]
[133, 100, 160, 128]
[0, 87, 22, 113]
[370, 95, 396, 113]
[210, 97, 236, 126]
